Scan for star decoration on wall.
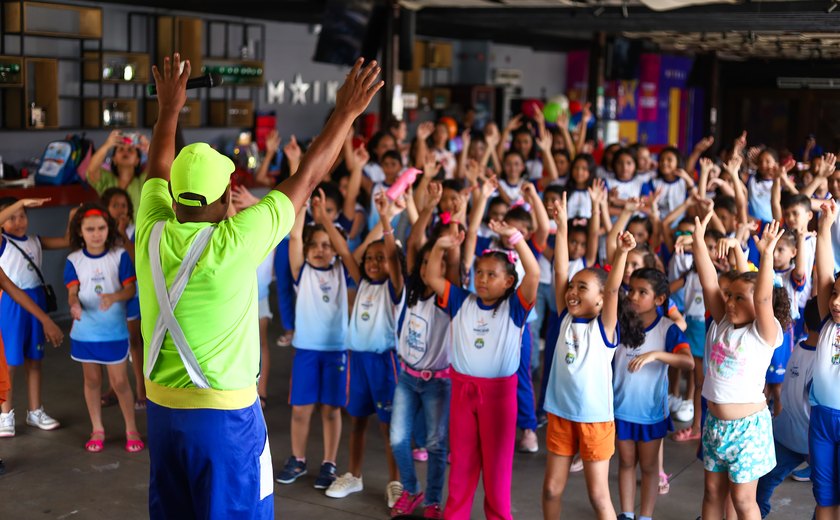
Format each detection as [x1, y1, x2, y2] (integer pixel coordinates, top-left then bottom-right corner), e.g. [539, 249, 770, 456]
[290, 74, 310, 105]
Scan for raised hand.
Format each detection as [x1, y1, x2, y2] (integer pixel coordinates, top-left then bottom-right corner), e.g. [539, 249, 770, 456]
[753, 220, 784, 256]
[461, 129, 472, 152]
[436, 229, 465, 250]
[505, 114, 523, 133]
[581, 102, 593, 123]
[521, 182, 538, 202]
[416, 121, 434, 141]
[694, 136, 714, 154]
[674, 234, 693, 256]
[151, 53, 191, 117]
[334, 58, 383, 118]
[693, 207, 714, 240]
[427, 181, 443, 209]
[488, 219, 518, 238]
[536, 128, 553, 152]
[484, 123, 501, 147]
[231, 185, 261, 210]
[283, 135, 302, 163]
[699, 157, 714, 177]
[136, 133, 151, 154]
[549, 192, 568, 230]
[481, 175, 499, 198]
[266, 129, 281, 154]
[733, 131, 747, 156]
[818, 153, 837, 178]
[617, 230, 637, 253]
[352, 143, 370, 168]
[105, 129, 123, 149]
[716, 237, 741, 260]
[310, 188, 330, 225]
[588, 178, 606, 205]
[819, 199, 837, 231]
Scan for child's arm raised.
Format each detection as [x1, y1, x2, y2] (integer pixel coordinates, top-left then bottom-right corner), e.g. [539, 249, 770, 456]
[792, 229, 810, 290]
[522, 183, 550, 248]
[254, 129, 281, 187]
[425, 232, 465, 298]
[0, 198, 50, 231]
[463, 175, 498, 272]
[585, 179, 605, 266]
[313, 188, 361, 284]
[753, 220, 785, 345]
[602, 231, 636, 340]
[406, 181, 441, 272]
[717, 237, 749, 274]
[288, 207, 306, 283]
[375, 192, 405, 296]
[342, 135, 367, 222]
[816, 200, 837, 320]
[606, 197, 639, 261]
[551, 193, 569, 315]
[0, 268, 62, 346]
[489, 219, 540, 305]
[693, 208, 726, 323]
[86, 130, 123, 185]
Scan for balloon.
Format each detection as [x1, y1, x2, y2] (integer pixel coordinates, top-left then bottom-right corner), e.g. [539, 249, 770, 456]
[439, 116, 458, 140]
[543, 94, 570, 124]
[521, 99, 544, 119]
[569, 100, 582, 115]
[570, 111, 596, 131]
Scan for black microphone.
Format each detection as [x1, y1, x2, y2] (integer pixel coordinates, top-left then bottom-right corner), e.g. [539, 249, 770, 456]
[146, 73, 224, 96]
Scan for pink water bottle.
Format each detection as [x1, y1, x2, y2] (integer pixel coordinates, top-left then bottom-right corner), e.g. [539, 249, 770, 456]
[385, 167, 422, 201]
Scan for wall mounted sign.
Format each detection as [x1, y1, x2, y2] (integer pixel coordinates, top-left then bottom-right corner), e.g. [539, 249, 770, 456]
[266, 74, 340, 105]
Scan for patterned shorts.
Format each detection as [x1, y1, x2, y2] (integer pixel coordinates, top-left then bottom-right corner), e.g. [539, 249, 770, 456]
[702, 407, 775, 483]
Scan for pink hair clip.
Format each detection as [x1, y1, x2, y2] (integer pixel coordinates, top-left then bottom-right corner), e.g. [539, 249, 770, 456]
[440, 211, 452, 225]
[481, 248, 518, 264]
[510, 199, 531, 212]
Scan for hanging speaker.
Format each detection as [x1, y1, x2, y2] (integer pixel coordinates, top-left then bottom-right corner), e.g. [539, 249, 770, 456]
[398, 7, 415, 71]
[314, 0, 374, 66]
[360, 3, 388, 63]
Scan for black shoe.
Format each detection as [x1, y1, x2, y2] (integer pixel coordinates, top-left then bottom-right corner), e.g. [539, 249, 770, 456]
[313, 461, 337, 489]
[275, 456, 307, 484]
[617, 515, 634, 520]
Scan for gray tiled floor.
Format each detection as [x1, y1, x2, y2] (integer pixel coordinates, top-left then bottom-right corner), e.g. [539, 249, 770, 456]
[0, 318, 816, 519]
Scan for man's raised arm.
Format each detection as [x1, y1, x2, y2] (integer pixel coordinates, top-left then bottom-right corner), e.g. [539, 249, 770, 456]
[276, 58, 383, 212]
[146, 53, 191, 183]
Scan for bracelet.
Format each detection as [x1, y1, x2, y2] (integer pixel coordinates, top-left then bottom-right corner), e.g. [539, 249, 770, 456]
[508, 230, 524, 246]
[383, 229, 394, 236]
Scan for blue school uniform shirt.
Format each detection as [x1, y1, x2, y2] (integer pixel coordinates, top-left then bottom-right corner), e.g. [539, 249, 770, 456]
[64, 248, 135, 342]
[811, 318, 840, 410]
[613, 314, 689, 424]
[774, 341, 816, 454]
[544, 310, 620, 423]
[293, 261, 350, 351]
[747, 173, 774, 222]
[346, 278, 403, 354]
[651, 176, 690, 224]
[437, 281, 532, 378]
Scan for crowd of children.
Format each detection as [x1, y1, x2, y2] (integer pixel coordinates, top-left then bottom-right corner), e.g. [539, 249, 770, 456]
[1, 102, 840, 520]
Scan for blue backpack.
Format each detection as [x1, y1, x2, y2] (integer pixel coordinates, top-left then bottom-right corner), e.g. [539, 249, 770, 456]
[35, 134, 94, 185]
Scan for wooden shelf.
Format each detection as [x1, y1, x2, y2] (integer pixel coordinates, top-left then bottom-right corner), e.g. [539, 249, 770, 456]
[157, 16, 202, 78]
[145, 99, 201, 128]
[0, 55, 23, 87]
[0, 183, 98, 206]
[4, 1, 102, 39]
[83, 98, 138, 128]
[83, 51, 150, 84]
[209, 99, 254, 127]
[4, 57, 58, 129]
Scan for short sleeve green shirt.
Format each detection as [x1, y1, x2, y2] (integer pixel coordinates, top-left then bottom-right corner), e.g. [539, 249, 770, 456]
[91, 169, 147, 221]
[135, 178, 295, 397]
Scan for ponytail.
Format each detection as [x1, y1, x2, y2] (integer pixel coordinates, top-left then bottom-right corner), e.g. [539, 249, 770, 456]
[617, 291, 646, 349]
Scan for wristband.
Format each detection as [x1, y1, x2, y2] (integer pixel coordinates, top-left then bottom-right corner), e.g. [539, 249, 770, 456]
[383, 229, 394, 236]
[508, 230, 524, 246]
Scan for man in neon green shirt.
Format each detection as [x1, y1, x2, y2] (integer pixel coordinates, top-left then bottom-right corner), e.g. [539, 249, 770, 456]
[136, 53, 382, 519]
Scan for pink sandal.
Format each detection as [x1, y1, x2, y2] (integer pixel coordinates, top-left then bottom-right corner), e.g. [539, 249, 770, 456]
[125, 431, 145, 453]
[85, 430, 105, 453]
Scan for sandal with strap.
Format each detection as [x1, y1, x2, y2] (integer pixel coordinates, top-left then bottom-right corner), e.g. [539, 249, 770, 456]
[659, 471, 672, 495]
[85, 430, 105, 453]
[672, 427, 701, 442]
[125, 431, 145, 453]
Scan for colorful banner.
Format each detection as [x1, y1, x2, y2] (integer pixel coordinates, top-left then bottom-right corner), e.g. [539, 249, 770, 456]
[566, 50, 590, 103]
[637, 54, 660, 123]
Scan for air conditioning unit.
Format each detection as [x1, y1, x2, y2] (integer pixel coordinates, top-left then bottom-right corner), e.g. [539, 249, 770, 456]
[777, 77, 840, 89]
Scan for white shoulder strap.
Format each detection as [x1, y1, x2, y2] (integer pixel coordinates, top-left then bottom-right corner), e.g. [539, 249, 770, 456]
[145, 221, 215, 389]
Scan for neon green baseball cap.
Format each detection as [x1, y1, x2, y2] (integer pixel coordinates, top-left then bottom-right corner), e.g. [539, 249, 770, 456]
[170, 143, 235, 207]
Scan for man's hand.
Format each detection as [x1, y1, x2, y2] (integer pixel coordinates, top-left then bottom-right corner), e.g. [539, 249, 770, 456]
[151, 53, 191, 119]
[334, 58, 383, 118]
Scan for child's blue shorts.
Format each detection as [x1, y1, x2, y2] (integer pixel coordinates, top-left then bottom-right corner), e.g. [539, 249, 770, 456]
[347, 350, 399, 423]
[0, 287, 46, 366]
[70, 338, 129, 364]
[289, 347, 347, 407]
[616, 416, 673, 443]
[126, 295, 140, 321]
[809, 405, 840, 507]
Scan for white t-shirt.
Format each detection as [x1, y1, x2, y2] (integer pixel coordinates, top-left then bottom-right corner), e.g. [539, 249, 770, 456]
[347, 278, 403, 354]
[702, 317, 783, 405]
[0, 233, 43, 289]
[811, 318, 840, 410]
[544, 310, 619, 423]
[293, 261, 349, 351]
[566, 189, 592, 219]
[774, 341, 816, 454]
[396, 293, 451, 372]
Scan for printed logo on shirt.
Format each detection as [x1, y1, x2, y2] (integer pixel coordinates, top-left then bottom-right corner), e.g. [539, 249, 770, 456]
[318, 275, 332, 303]
[564, 329, 579, 365]
[789, 365, 800, 377]
[709, 335, 746, 379]
[361, 312, 370, 321]
[475, 338, 485, 349]
[360, 293, 375, 321]
[406, 316, 428, 358]
[832, 324, 840, 365]
[473, 317, 489, 336]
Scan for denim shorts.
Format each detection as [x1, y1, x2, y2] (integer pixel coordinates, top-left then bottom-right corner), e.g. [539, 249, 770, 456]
[702, 407, 775, 483]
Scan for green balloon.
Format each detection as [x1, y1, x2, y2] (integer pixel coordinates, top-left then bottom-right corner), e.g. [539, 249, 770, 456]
[543, 102, 564, 124]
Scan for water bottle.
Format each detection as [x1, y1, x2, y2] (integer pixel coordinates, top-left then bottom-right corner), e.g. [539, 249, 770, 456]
[385, 167, 422, 201]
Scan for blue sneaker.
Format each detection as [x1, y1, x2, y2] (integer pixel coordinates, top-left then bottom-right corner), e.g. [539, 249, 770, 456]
[313, 461, 337, 489]
[275, 456, 307, 484]
[791, 465, 811, 482]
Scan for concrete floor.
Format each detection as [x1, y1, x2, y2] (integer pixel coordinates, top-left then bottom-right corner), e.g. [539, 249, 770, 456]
[0, 317, 816, 519]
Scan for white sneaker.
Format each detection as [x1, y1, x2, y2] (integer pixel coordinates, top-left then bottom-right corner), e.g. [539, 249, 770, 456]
[668, 395, 683, 414]
[325, 473, 364, 498]
[675, 400, 695, 423]
[386, 480, 403, 508]
[26, 407, 60, 431]
[0, 410, 15, 438]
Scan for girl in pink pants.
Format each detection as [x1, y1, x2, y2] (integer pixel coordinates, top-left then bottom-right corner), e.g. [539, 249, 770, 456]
[424, 218, 540, 520]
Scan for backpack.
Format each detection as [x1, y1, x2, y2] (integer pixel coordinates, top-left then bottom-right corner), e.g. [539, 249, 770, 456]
[35, 133, 95, 185]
